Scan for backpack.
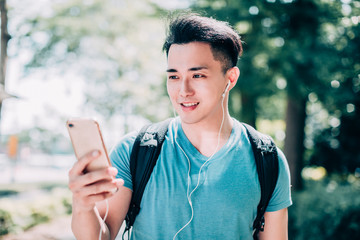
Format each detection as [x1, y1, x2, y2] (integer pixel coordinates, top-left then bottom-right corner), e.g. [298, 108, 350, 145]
[123, 118, 279, 240]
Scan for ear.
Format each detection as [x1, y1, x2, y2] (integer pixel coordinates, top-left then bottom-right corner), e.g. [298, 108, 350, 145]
[226, 66, 240, 91]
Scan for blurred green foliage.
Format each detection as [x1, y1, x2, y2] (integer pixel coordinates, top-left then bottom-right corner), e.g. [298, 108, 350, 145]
[9, 0, 360, 177]
[309, 77, 360, 174]
[3, 0, 360, 237]
[12, 0, 171, 126]
[25, 211, 50, 230]
[1, 178, 359, 239]
[0, 189, 18, 197]
[186, 0, 360, 181]
[289, 178, 360, 239]
[0, 209, 14, 235]
[0, 183, 72, 236]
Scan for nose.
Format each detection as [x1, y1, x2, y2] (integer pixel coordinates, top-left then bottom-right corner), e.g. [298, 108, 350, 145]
[179, 77, 194, 98]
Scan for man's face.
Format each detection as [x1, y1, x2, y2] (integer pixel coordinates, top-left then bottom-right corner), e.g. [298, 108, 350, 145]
[166, 42, 229, 125]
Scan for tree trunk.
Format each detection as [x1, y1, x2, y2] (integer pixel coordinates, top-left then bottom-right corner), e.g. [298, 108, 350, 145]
[240, 93, 257, 128]
[0, 0, 10, 134]
[284, 96, 306, 190]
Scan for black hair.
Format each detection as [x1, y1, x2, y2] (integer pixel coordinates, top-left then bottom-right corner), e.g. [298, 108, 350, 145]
[163, 13, 243, 73]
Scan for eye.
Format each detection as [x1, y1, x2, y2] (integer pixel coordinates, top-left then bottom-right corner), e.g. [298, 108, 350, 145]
[193, 74, 205, 79]
[168, 75, 179, 80]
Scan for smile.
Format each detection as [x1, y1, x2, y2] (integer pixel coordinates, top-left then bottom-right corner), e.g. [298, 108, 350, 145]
[181, 102, 199, 107]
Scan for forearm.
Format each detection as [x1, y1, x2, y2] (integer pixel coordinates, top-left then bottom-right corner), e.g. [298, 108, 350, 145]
[71, 204, 110, 240]
[67, 150, 125, 240]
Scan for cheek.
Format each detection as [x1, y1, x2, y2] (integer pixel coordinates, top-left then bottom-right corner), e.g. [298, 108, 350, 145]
[167, 82, 177, 100]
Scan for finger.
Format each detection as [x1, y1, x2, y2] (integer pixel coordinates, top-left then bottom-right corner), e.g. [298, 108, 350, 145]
[81, 178, 124, 196]
[72, 179, 124, 210]
[69, 150, 101, 176]
[83, 167, 118, 186]
[100, 178, 124, 195]
[100, 179, 124, 195]
[111, 179, 125, 194]
[73, 191, 113, 210]
[69, 167, 117, 192]
[84, 192, 114, 204]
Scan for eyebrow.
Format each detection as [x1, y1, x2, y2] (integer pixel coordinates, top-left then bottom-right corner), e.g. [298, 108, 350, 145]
[166, 66, 209, 73]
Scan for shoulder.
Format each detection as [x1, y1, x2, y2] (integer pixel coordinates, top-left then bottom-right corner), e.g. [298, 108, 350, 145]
[109, 131, 138, 190]
[110, 131, 138, 155]
[267, 147, 293, 211]
[276, 147, 291, 177]
[109, 131, 138, 167]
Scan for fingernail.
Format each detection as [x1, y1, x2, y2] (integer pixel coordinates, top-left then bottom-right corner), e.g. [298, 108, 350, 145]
[110, 187, 118, 194]
[116, 179, 124, 186]
[108, 167, 118, 175]
[92, 150, 100, 157]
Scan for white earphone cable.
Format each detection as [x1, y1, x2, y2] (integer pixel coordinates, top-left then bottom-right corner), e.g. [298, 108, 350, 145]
[98, 199, 109, 240]
[172, 93, 226, 240]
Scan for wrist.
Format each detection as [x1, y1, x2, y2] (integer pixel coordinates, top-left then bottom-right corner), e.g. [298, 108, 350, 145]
[72, 198, 96, 214]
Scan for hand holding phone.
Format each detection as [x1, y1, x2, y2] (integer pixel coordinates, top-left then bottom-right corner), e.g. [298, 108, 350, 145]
[66, 118, 111, 172]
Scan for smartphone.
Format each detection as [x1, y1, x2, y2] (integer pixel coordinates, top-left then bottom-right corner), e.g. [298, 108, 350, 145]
[66, 118, 111, 172]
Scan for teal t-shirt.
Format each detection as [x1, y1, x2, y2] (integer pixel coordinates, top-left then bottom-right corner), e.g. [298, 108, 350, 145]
[110, 118, 292, 240]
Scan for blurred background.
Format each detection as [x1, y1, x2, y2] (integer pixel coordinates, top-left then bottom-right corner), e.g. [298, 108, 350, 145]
[0, 0, 359, 239]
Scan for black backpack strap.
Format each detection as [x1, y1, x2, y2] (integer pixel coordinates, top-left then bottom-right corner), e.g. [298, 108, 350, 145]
[123, 118, 172, 237]
[242, 123, 279, 240]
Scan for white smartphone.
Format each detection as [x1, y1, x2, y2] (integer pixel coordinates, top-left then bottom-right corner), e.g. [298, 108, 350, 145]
[66, 118, 111, 172]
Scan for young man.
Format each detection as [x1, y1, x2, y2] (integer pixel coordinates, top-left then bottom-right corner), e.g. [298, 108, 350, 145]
[68, 14, 292, 240]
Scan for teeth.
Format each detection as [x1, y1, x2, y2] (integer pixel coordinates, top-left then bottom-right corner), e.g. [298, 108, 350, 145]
[182, 103, 198, 107]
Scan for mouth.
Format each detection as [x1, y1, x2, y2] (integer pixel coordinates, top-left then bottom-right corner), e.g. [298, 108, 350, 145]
[180, 102, 199, 111]
[181, 102, 199, 107]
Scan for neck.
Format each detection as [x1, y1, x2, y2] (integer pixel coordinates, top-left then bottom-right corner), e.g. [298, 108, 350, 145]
[180, 110, 234, 157]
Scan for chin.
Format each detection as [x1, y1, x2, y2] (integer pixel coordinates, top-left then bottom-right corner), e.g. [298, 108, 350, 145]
[178, 114, 205, 125]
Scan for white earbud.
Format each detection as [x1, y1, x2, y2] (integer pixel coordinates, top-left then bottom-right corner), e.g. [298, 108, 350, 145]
[222, 81, 231, 98]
